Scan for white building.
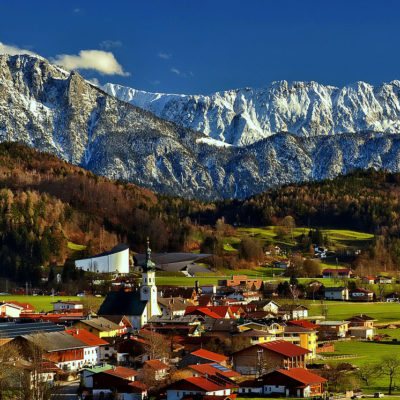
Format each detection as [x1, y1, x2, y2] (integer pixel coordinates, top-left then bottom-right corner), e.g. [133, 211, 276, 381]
[0, 302, 23, 318]
[52, 300, 83, 312]
[75, 244, 129, 274]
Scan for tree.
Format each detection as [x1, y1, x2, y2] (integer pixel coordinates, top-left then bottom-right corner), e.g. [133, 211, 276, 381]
[282, 216, 295, 240]
[141, 330, 171, 360]
[303, 259, 320, 278]
[238, 237, 263, 262]
[378, 355, 400, 394]
[356, 363, 381, 387]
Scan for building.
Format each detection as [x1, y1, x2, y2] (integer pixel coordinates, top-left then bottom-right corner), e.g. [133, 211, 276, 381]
[52, 300, 83, 312]
[74, 317, 121, 338]
[350, 288, 374, 302]
[347, 315, 376, 339]
[0, 302, 23, 318]
[75, 243, 130, 274]
[253, 367, 327, 397]
[232, 340, 311, 375]
[375, 276, 392, 284]
[324, 287, 349, 301]
[0, 321, 65, 339]
[322, 269, 353, 279]
[278, 305, 309, 320]
[181, 363, 241, 380]
[99, 241, 162, 329]
[218, 276, 263, 290]
[232, 329, 274, 349]
[178, 349, 229, 369]
[65, 328, 109, 366]
[142, 359, 169, 381]
[281, 324, 317, 360]
[362, 276, 375, 285]
[165, 375, 238, 400]
[158, 297, 188, 316]
[317, 321, 349, 339]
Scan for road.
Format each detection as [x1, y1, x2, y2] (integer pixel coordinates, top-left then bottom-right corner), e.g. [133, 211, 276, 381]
[52, 380, 80, 400]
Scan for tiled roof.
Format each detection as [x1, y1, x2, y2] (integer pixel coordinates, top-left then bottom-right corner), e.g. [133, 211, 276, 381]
[284, 325, 314, 333]
[258, 340, 311, 357]
[187, 363, 240, 378]
[145, 359, 169, 370]
[185, 307, 223, 319]
[21, 331, 87, 352]
[185, 376, 235, 391]
[78, 317, 120, 332]
[65, 328, 108, 346]
[104, 366, 138, 379]
[128, 381, 147, 392]
[191, 349, 229, 363]
[277, 367, 327, 385]
[288, 320, 319, 329]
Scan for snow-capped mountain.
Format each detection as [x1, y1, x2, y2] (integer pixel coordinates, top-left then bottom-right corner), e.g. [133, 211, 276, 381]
[103, 81, 400, 146]
[2, 54, 400, 200]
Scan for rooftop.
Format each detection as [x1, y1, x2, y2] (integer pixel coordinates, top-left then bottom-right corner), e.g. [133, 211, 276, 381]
[191, 349, 229, 363]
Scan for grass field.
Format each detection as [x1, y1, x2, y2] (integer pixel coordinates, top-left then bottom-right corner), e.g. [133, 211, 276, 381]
[0, 295, 94, 312]
[309, 302, 400, 323]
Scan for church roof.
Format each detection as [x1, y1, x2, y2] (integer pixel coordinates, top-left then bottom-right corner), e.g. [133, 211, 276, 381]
[98, 291, 147, 317]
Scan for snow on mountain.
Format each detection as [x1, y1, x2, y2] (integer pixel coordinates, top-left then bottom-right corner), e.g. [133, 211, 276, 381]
[103, 80, 400, 146]
[2, 54, 400, 200]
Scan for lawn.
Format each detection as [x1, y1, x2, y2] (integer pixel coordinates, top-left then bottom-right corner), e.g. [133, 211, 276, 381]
[309, 302, 400, 323]
[0, 295, 87, 312]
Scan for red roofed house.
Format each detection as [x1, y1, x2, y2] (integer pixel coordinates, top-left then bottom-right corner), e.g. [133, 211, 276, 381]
[52, 300, 83, 313]
[0, 302, 23, 318]
[7, 301, 35, 314]
[142, 359, 169, 381]
[322, 269, 353, 279]
[182, 363, 241, 380]
[232, 340, 311, 375]
[239, 368, 327, 398]
[351, 288, 374, 302]
[166, 375, 238, 400]
[65, 328, 108, 366]
[179, 349, 229, 369]
[362, 276, 375, 285]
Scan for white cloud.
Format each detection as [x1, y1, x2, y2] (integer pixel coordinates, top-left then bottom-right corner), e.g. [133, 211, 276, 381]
[0, 41, 38, 57]
[158, 52, 171, 60]
[86, 77, 100, 87]
[170, 67, 180, 75]
[100, 40, 122, 49]
[51, 50, 130, 76]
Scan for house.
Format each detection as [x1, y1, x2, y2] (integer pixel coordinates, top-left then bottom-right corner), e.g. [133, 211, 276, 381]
[350, 288, 374, 302]
[0, 302, 23, 318]
[281, 324, 317, 359]
[52, 300, 83, 313]
[317, 321, 349, 339]
[218, 276, 263, 290]
[92, 367, 147, 400]
[101, 315, 133, 335]
[158, 287, 198, 303]
[75, 243, 130, 274]
[322, 269, 353, 279]
[65, 328, 109, 366]
[231, 329, 274, 349]
[165, 375, 238, 400]
[347, 315, 377, 339]
[98, 242, 162, 328]
[200, 285, 217, 294]
[181, 363, 241, 380]
[7, 301, 35, 314]
[386, 292, 400, 302]
[324, 287, 349, 301]
[375, 276, 392, 284]
[117, 336, 150, 364]
[362, 276, 375, 285]
[275, 260, 291, 269]
[82, 364, 114, 388]
[232, 340, 311, 375]
[278, 304, 309, 320]
[260, 367, 327, 397]
[260, 300, 280, 314]
[178, 349, 229, 369]
[158, 297, 188, 316]
[13, 331, 88, 372]
[74, 317, 121, 338]
[202, 319, 238, 340]
[142, 359, 169, 381]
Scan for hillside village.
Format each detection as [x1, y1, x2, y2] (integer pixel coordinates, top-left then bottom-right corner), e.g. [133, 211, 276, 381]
[1, 238, 400, 400]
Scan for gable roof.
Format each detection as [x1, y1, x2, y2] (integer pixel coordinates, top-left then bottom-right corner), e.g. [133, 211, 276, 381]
[259, 340, 311, 357]
[103, 366, 138, 379]
[145, 359, 169, 370]
[65, 328, 108, 346]
[185, 306, 223, 319]
[288, 320, 319, 329]
[274, 367, 327, 385]
[191, 349, 229, 363]
[169, 376, 236, 392]
[98, 290, 147, 317]
[77, 317, 120, 332]
[20, 331, 87, 352]
[187, 363, 240, 378]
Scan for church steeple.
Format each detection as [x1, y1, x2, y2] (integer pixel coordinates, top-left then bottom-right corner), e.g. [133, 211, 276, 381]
[144, 237, 155, 272]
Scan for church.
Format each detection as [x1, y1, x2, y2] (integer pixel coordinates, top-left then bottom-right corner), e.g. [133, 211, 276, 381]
[98, 240, 162, 329]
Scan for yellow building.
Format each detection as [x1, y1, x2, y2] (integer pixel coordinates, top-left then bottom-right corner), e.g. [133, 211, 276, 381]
[73, 317, 120, 338]
[278, 325, 317, 359]
[232, 329, 274, 351]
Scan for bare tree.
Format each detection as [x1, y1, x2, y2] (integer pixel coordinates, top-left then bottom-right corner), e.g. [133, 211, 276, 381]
[378, 355, 400, 394]
[141, 329, 171, 360]
[356, 363, 381, 387]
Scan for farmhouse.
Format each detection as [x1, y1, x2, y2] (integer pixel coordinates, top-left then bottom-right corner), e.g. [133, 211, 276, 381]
[322, 268, 353, 279]
[324, 287, 349, 301]
[350, 288, 374, 302]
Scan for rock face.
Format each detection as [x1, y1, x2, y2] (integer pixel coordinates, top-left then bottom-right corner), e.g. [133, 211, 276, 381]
[2, 54, 400, 200]
[103, 81, 400, 146]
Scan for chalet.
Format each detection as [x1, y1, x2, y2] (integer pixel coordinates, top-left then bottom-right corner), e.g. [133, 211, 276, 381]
[278, 304, 308, 320]
[165, 375, 238, 400]
[350, 288, 374, 302]
[203, 319, 238, 340]
[7, 301, 35, 314]
[117, 336, 149, 364]
[317, 321, 349, 339]
[52, 300, 83, 313]
[218, 276, 262, 290]
[362, 276, 375, 285]
[324, 287, 349, 301]
[142, 359, 169, 381]
[281, 325, 317, 359]
[231, 329, 274, 349]
[232, 340, 311, 375]
[375, 276, 392, 284]
[260, 300, 280, 314]
[260, 367, 327, 397]
[82, 364, 113, 388]
[74, 317, 121, 338]
[322, 269, 353, 279]
[65, 328, 108, 366]
[178, 349, 229, 369]
[101, 315, 133, 335]
[159, 287, 198, 303]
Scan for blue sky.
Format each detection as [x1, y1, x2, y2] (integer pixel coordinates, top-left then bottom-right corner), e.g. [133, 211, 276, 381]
[0, 0, 399, 94]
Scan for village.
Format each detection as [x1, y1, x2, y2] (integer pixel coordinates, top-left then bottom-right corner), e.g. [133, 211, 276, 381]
[1, 239, 400, 400]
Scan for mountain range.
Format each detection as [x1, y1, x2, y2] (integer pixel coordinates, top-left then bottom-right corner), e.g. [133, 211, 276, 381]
[1, 54, 400, 200]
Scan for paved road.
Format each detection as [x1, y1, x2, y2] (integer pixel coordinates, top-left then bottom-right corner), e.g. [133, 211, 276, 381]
[52, 380, 80, 400]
